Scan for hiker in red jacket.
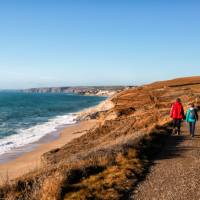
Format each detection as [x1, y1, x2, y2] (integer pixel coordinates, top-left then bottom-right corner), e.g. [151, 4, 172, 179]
[170, 98, 185, 135]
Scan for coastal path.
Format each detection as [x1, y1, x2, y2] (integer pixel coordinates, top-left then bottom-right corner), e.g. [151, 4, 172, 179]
[133, 120, 200, 200]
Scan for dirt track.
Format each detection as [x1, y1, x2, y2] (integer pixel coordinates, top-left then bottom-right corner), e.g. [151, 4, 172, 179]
[133, 120, 200, 200]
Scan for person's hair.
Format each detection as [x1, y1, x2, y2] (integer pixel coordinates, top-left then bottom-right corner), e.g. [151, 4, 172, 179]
[190, 103, 195, 107]
[176, 98, 181, 102]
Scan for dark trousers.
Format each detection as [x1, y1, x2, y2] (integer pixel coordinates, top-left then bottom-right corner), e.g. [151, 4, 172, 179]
[173, 119, 182, 134]
[189, 122, 196, 137]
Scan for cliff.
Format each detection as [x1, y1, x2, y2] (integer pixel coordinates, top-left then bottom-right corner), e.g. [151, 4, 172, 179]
[21, 86, 128, 96]
[1, 76, 200, 200]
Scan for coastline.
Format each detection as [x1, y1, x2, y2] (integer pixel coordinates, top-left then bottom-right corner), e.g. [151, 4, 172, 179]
[0, 96, 114, 184]
[0, 120, 98, 184]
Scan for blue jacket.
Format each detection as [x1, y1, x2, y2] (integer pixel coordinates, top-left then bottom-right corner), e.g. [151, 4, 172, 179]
[186, 108, 198, 123]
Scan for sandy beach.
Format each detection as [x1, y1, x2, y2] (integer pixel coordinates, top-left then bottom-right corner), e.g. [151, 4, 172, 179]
[0, 97, 114, 185]
[0, 120, 98, 184]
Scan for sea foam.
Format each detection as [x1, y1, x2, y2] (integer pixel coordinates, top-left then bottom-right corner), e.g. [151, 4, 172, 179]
[0, 114, 77, 155]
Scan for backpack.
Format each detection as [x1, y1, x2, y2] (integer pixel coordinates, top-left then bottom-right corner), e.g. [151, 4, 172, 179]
[189, 109, 196, 120]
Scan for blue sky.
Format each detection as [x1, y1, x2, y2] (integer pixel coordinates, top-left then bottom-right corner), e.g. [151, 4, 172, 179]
[0, 0, 200, 89]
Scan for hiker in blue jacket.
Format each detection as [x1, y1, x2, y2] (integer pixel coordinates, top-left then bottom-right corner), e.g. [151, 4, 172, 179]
[186, 103, 198, 138]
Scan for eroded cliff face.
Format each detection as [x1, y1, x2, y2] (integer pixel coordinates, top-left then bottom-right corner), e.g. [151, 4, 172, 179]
[42, 76, 200, 165]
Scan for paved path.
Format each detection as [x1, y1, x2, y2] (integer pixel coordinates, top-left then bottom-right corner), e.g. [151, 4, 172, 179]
[133, 120, 200, 200]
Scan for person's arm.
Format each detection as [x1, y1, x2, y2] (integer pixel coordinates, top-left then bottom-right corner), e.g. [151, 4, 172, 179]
[170, 104, 174, 118]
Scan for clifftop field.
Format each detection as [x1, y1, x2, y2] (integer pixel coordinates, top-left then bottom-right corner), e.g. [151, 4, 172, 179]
[1, 76, 200, 200]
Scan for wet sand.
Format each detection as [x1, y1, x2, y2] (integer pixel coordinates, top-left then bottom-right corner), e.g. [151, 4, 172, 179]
[0, 120, 97, 184]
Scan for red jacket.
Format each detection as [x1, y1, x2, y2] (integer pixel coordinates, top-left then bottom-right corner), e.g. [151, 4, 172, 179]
[170, 102, 184, 119]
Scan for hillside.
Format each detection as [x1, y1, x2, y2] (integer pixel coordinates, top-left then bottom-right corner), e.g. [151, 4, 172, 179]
[1, 76, 200, 200]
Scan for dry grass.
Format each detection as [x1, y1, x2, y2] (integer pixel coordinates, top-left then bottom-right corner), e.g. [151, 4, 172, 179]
[0, 130, 179, 200]
[63, 149, 141, 200]
[0, 125, 171, 200]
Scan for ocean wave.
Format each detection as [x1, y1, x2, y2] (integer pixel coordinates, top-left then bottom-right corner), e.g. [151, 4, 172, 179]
[0, 114, 77, 155]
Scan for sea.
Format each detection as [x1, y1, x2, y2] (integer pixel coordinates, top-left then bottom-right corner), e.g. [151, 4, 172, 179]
[0, 91, 106, 158]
